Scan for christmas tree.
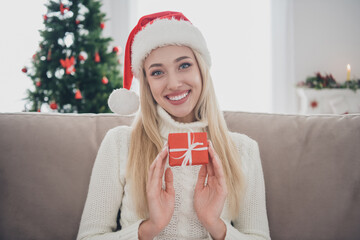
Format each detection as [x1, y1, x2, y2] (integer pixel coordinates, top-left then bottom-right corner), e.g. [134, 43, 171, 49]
[23, 0, 122, 113]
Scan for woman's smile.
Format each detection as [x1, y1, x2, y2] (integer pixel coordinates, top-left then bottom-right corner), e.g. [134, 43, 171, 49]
[165, 90, 191, 104]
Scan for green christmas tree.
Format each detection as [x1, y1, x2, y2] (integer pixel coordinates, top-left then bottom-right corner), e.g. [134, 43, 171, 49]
[23, 0, 122, 113]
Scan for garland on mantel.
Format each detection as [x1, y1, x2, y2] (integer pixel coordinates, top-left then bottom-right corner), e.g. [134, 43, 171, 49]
[297, 72, 360, 92]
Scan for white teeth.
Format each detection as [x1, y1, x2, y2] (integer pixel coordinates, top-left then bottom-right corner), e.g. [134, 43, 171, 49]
[168, 91, 189, 101]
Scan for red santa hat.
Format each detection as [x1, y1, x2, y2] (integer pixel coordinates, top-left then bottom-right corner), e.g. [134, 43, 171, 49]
[108, 11, 211, 115]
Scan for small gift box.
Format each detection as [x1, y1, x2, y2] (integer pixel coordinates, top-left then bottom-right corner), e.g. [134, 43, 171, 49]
[168, 132, 209, 167]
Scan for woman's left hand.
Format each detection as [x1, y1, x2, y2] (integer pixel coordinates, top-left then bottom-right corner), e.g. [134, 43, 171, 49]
[194, 141, 227, 240]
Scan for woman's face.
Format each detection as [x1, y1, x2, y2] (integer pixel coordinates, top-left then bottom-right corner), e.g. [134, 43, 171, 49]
[144, 45, 202, 123]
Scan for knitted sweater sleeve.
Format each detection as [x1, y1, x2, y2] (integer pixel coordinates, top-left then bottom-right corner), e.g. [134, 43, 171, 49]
[77, 126, 143, 240]
[222, 133, 271, 240]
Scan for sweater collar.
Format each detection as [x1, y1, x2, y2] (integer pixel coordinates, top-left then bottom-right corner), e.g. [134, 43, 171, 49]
[156, 105, 208, 140]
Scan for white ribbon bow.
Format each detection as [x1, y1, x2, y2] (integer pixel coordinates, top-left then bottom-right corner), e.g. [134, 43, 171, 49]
[169, 132, 208, 166]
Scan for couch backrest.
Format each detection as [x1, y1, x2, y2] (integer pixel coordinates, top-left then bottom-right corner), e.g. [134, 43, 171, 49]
[0, 112, 359, 240]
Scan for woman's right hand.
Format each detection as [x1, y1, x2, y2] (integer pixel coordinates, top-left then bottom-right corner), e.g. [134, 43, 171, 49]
[138, 145, 175, 240]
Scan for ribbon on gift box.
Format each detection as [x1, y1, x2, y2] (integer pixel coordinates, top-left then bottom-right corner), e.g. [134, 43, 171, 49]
[169, 132, 208, 166]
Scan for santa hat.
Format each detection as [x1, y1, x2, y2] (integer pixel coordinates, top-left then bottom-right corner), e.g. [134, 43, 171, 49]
[108, 11, 211, 115]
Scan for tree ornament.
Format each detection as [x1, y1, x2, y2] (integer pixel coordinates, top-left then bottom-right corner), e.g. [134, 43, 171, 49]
[75, 19, 80, 25]
[22, 67, 27, 73]
[94, 52, 100, 62]
[112, 46, 121, 55]
[32, 54, 37, 60]
[60, 56, 76, 74]
[50, 102, 58, 110]
[102, 76, 109, 84]
[78, 51, 87, 62]
[75, 89, 83, 99]
[36, 81, 41, 87]
[47, 48, 52, 61]
[100, 22, 105, 29]
[310, 100, 318, 109]
[60, 3, 69, 15]
[43, 14, 48, 21]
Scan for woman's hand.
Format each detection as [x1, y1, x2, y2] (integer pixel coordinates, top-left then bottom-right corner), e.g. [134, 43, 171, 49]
[194, 141, 227, 240]
[139, 145, 175, 240]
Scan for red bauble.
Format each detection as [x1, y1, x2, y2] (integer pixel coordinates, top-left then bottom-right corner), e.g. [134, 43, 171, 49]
[44, 14, 48, 21]
[78, 55, 85, 61]
[94, 52, 100, 62]
[102, 76, 109, 84]
[100, 22, 105, 29]
[36, 81, 41, 87]
[75, 89, 83, 99]
[50, 102, 58, 110]
[112, 46, 121, 55]
[22, 67, 27, 73]
[75, 20, 80, 25]
[310, 100, 318, 109]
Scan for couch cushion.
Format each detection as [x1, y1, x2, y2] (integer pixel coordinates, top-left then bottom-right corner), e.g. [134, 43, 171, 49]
[0, 112, 359, 240]
[0, 113, 133, 240]
[225, 111, 360, 240]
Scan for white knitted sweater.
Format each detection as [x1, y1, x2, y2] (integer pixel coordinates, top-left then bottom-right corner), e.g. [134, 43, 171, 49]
[77, 106, 270, 240]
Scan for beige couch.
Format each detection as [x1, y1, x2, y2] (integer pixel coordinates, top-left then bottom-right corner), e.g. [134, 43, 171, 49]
[0, 111, 359, 240]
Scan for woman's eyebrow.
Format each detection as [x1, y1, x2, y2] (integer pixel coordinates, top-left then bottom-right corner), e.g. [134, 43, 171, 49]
[174, 56, 190, 62]
[148, 56, 191, 69]
[148, 63, 162, 69]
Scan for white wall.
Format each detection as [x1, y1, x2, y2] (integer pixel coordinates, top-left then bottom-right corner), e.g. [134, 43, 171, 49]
[2, 0, 359, 114]
[135, 0, 272, 113]
[272, 0, 360, 114]
[0, 0, 47, 112]
[294, 0, 360, 84]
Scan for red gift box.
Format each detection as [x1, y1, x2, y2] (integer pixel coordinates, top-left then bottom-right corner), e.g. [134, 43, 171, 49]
[168, 132, 209, 167]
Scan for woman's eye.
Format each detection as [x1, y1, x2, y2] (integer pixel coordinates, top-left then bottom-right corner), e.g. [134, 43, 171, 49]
[179, 63, 191, 70]
[151, 70, 163, 76]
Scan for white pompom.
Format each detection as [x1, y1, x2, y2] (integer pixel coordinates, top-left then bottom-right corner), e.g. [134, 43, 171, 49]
[108, 88, 140, 115]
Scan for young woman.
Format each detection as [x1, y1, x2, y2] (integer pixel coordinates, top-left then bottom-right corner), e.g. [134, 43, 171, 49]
[77, 11, 270, 240]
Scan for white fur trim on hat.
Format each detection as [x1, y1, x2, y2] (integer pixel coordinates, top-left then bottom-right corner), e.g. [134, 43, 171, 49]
[108, 88, 139, 115]
[131, 18, 211, 78]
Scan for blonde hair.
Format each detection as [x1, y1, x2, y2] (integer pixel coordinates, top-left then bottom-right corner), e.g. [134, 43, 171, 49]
[126, 48, 245, 220]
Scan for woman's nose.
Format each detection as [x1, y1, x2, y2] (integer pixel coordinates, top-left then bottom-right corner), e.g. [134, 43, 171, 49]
[166, 72, 183, 90]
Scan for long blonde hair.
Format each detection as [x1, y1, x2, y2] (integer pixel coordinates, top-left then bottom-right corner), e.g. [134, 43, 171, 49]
[126, 48, 245, 220]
